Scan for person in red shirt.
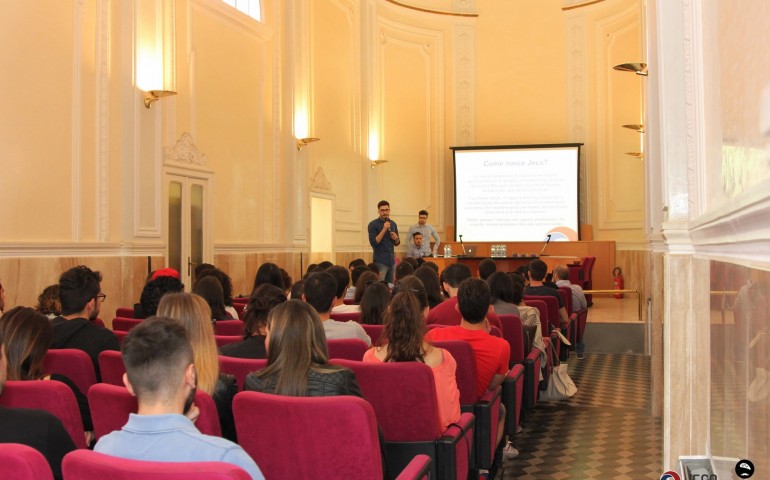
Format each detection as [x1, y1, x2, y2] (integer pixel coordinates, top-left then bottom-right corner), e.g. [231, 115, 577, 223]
[425, 278, 518, 461]
[426, 263, 503, 332]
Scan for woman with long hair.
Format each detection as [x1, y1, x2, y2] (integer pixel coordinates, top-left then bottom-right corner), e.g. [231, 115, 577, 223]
[487, 271, 521, 316]
[36, 284, 62, 319]
[413, 266, 444, 309]
[359, 281, 391, 325]
[252, 262, 285, 292]
[363, 278, 460, 430]
[156, 293, 238, 441]
[219, 284, 286, 359]
[195, 267, 238, 319]
[244, 300, 362, 397]
[0, 306, 93, 437]
[353, 270, 380, 304]
[192, 276, 233, 320]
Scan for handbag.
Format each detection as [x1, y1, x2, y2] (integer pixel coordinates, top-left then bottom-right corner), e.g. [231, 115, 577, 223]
[539, 363, 577, 401]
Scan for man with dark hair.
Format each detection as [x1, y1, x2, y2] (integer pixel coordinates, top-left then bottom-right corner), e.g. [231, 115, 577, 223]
[407, 210, 440, 257]
[426, 263, 503, 331]
[94, 317, 263, 479]
[348, 258, 366, 271]
[367, 200, 400, 284]
[478, 258, 497, 280]
[345, 265, 368, 301]
[0, 334, 76, 480]
[406, 232, 426, 258]
[525, 259, 570, 327]
[137, 275, 185, 319]
[51, 265, 119, 380]
[328, 266, 358, 314]
[394, 261, 414, 282]
[425, 278, 516, 461]
[303, 272, 370, 345]
[554, 264, 587, 359]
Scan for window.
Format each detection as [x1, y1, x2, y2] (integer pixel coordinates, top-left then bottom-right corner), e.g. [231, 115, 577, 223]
[222, 0, 261, 22]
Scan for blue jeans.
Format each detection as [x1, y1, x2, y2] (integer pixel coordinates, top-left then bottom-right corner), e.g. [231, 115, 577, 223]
[376, 262, 395, 284]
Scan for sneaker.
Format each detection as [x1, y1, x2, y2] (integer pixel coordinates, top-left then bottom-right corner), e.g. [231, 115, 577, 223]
[576, 352, 585, 360]
[502, 441, 519, 461]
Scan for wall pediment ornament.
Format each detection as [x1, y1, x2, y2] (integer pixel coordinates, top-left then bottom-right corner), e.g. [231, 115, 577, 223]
[310, 167, 333, 193]
[164, 132, 208, 166]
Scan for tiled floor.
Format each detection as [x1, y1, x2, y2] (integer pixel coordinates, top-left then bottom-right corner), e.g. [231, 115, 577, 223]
[497, 353, 662, 479]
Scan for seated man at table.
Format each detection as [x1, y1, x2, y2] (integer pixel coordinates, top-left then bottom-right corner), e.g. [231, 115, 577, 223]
[94, 317, 264, 479]
[426, 263, 503, 332]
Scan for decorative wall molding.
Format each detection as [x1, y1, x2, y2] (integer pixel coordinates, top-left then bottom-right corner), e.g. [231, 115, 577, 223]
[164, 132, 209, 167]
[71, 0, 86, 241]
[565, 15, 588, 225]
[190, 0, 274, 40]
[213, 243, 306, 254]
[0, 242, 165, 257]
[310, 167, 333, 193]
[682, 0, 707, 218]
[383, 0, 478, 17]
[454, 25, 475, 147]
[96, 0, 111, 242]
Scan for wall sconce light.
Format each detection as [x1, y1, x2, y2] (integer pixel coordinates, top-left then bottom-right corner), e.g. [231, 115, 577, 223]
[625, 152, 644, 158]
[622, 124, 645, 133]
[144, 90, 177, 108]
[297, 137, 320, 151]
[370, 159, 389, 170]
[613, 62, 648, 76]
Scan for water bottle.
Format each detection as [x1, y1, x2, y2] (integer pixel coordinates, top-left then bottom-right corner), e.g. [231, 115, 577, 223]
[444, 244, 451, 257]
[502, 244, 507, 257]
[492, 245, 498, 257]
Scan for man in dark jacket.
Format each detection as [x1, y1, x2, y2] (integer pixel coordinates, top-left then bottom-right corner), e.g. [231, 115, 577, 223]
[51, 265, 119, 381]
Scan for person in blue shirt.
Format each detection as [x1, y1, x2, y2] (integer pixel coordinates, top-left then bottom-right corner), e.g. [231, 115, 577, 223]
[94, 317, 264, 480]
[367, 200, 401, 284]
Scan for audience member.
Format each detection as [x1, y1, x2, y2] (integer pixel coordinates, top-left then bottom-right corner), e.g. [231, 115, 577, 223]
[94, 317, 263, 479]
[317, 261, 334, 270]
[304, 263, 320, 278]
[219, 284, 286, 359]
[422, 261, 440, 274]
[303, 272, 370, 346]
[524, 260, 570, 327]
[289, 279, 305, 300]
[353, 271, 380, 304]
[328, 266, 359, 314]
[426, 263, 503, 331]
[364, 286, 460, 430]
[401, 257, 419, 269]
[0, 307, 93, 439]
[478, 258, 497, 281]
[425, 278, 517, 460]
[414, 266, 444, 309]
[244, 300, 363, 397]
[368, 200, 401, 283]
[252, 262, 285, 292]
[280, 268, 292, 296]
[51, 266, 119, 381]
[554, 264, 587, 359]
[0, 327, 76, 480]
[394, 261, 414, 282]
[511, 274, 546, 372]
[348, 258, 367, 271]
[157, 293, 238, 441]
[407, 210, 440, 257]
[366, 262, 380, 274]
[487, 272, 520, 316]
[193, 276, 233, 320]
[345, 265, 368, 301]
[0, 279, 5, 314]
[137, 275, 185, 319]
[36, 284, 62, 319]
[358, 282, 390, 325]
[196, 267, 238, 319]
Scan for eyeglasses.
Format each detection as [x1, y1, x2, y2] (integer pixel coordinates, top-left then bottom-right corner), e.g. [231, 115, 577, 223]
[95, 293, 107, 302]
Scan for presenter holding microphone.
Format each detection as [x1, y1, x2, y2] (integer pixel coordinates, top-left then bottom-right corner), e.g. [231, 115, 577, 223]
[368, 200, 400, 284]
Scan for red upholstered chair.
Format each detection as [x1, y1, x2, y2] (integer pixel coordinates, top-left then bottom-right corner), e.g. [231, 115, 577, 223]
[524, 295, 562, 361]
[115, 307, 134, 318]
[327, 338, 368, 360]
[0, 380, 87, 449]
[114, 330, 128, 344]
[329, 311, 361, 322]
[42, 348, 97, 397]
[0, 443, 54, 480]
[62, 450, 251, 480]
[98, 350, 126, 387]
[213, 320, 244, 336]
[331, 359, 474, 480]
[497, 315, 530, 432]
[214, 335, 242, 348]
[343, 298, 355, 305]
[557, 287, 573, 315]
[362, 324, 384, 346]
[87, 384, 221, 439]
[232, 303, 245, 319]
[218, 356, 267, 390]
[232, 297, 249, 304]
[581, 256, 596, 305]
[234, 391, 404, 479]
[112, 317, 142, 332]
[431, 340, 502, 472]
[571, 307, 588, 348]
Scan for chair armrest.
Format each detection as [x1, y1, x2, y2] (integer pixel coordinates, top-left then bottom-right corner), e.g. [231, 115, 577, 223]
[395, 454, 433, 480]
[473, 385, 502, 469]
[502, 365, 524, 436]
[437, 412, 475, 480]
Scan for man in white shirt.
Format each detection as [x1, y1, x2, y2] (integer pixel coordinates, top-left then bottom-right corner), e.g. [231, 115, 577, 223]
[407, 210, 440, 257]
[303, 272, 371, 346]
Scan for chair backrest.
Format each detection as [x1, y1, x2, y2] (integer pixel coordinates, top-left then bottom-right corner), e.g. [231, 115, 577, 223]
[115, 307, 135, 318]
[556, 287, 572, 315]
[327, 338, 368, 360]
[87, 384, 221, 439]
[524, 295, 559, 330]
[430, 340, 478, 405]
[98, 350, 126, 386]
[522, 299, 549, 336]
[218, 356, 267, 390]
[62, 450, 251, 480]
[213, 320, 244, 336]
[329, 311, 361, 322]
[114, 330, 128, 344]
[581, 256, 596, 283]
[233, 391, 382, 479]
[331, 359, 442, 440]
[232, 303, 246, 319]
[112, 317, 142, 332]
[497, 314, 525, 364]
[0, 380, 87, 448]
[361, 324, 384, 346]
[0, 443, 54, 480]
[42, 348, 97, 396]
[214, 335, 242, 348]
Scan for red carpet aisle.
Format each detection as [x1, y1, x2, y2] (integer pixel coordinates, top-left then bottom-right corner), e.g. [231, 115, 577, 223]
[498, 353, 661, 479]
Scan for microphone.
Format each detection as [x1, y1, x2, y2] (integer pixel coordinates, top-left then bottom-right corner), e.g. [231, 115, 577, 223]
[539, 234, 552, 256]
[459, 234, 466, 256]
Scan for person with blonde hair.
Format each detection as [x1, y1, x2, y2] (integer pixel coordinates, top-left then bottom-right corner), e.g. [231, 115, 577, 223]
[157, 292, 237, 441]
